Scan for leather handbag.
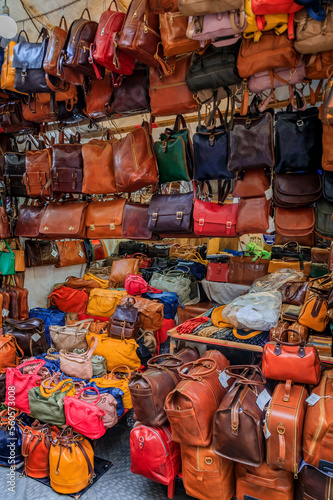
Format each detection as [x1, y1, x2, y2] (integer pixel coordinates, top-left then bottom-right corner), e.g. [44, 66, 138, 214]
[280, 281, 309, 305]
[84, 75, 113, 119]
[129, 349, 200, 426]
[119, 295, 164, 331]
[87, 289, 127, 318]
[187, 11, 246, 47]
[117, 0, 160, 67]
[275, 103, 323, 174]
[125, 274, 159, 295]
[85, 198, 125, 239]
[0, 197, 11, 241]
[268, 259, 311, 276]
[296, 465, 333, 500]
[186, 42, 242, 93]
[113, 123, 159, 192]
[233, 169, 270, 198]
[298, 294, 329, 332]
[4, 150, 28, 197]
[49, 430, 95, 494]
[236, 462, 294, 500]
[248, 63, 306, 95]
[149, 268, 192, 304]
[149, 55, 197, 117]
[49, 286, 89, 316]
[0, 333, 24, 371]
[90, 1, 135, 77]
[99, 365, 133, 409]
[50, 319, 92, 352]
[236, 196, 270, 235]
[60, 336, 98, 380]
[275, 206, 315, 242]
[228, 256, 270, 286]
[244, 0, 293, 41]
[21, 423, 58, 478]
[109, 259, 140, 287]
[213, 365, 270, 467]
[51, 143, 83, 194]
[148, 192, 193, 234]
[110, 62, 150, 116]
[178, 0, 243, 16]
[30, 306, 64, 346]
[5, 359, 46, 414]
[315, 199, 333, 239]
[271, 241, 311, 261]
[228, 110, 275, 171]
[294, 5, 333, 54]
[206, 262, 229, 282]
[265, 380, 308, 475]
[303, 369, 333, 468]
[122, 204, 153, 240]
[82, 140, 116, 195]
[164, 351, 230, 446]
[322, 171, 333, 203]
[0, 100, 31, 134]
[39, 201, 88, 239]
[0, 241, 15, 276]
[15, 201, 45, 238]
[23, 148, 51, 198]
[181, 443, 235, 500]
[0, 409, 25, 466]
[262, 329, 321, 385]
[86, 331, 141, 372]
[24, 240, 59, 267]
[78, 389, 117, 428]
[149, 0, 178, 12]
[3, 318, 48, 357]
[43, 15, 68, 76]
[28, 379, 74, 426]
[13, 37, 51, 94]
[130, 424, 181, 485]
[274, 173, 322, 208]
[160, 11, 199, 56]
[55, 240, 86, 268]
[311, 247, 330, 264]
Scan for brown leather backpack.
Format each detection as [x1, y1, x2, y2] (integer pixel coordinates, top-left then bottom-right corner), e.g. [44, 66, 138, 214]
[84, 74, 113, 119]
[43, 15, 68, 77]
[82, 138, 116, 195]
[23, 148, 52, 198]
[159, 11, 199, 57]
[149, 0, 178, 12]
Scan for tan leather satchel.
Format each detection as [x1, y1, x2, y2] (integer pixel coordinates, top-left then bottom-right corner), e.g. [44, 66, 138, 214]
[85, 199, 126, 239]
[39, 201, 88, 239]
[275, 206, 315, 242]
[119, 295, 164, 331]
[59, 336, 98, 380]
[160, 11, 199, 57]
[55, 240, 86, 268]
[108, 259, 140, 287]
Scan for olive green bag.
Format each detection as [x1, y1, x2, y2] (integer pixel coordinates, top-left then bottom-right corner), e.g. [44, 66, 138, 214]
[153, 115, 194, 184]
[28, 379, 74, 426]
[315, 199, 333, 239]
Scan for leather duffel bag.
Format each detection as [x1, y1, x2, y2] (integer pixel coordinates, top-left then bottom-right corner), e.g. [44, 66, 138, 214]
[228, 256, 270, 286]
[119, 295, 164, 331]
[3, 318, 48, 357]
[236, 462, 294, 500]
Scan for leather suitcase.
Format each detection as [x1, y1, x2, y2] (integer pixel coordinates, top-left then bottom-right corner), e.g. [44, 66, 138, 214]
[303, 369, 333, 468]
[265, 380, 308, 475]
[236, 462, 294, 500]
[177, 302, 211, 325]
[181, 442, 235, 500]
[296, 464, 333, 500]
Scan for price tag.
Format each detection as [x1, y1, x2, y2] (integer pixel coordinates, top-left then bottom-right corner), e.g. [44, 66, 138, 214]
[264, 425, 271, 439]
[2, 309, 9, 317]
[306, 393, 321, 406]
[31, 333, 41, 342]
[79, 251, 84, 258]
[219, 371, 230, 389]
[233, 197, 239, 204]
[265, 187, 273, 201]
[256, 389, 272, 411]
[266, 216, 275, 234]
[51, 249, 58, 258]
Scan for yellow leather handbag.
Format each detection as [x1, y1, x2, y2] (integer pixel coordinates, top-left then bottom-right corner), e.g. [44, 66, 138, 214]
[1, 41, 17, 92]
[244, 0, 289, 41]
[268, 259, 311, 276]
[92, 365, 132, 409]
[86, 332, 141, 372]
[86, 289, 127, 317]
[82, 272, 109, 289]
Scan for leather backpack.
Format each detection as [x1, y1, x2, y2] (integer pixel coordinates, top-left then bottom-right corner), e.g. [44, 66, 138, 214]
[108, 297, 141, 340]
[160, 11, 199, 57]
[51, 135, 83, 194]
[43, 15, 68, 77]
[110, 62, 150, 116]
[178, 0, 243, 16]
[117, 0, 161, 67]
[84, 74, 114, 119]
[82, 138, 117, 195]
[149, 0, 178, 12]
[23, 147, 52, 198]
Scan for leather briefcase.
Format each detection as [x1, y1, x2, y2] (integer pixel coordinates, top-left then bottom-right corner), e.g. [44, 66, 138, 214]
[39, 201, 88, 239]
[273, 173, 322, 208]
[122, 204, 154, 240]
[148, 193, 193, 234]
[265, 380, 308, 475]
[236, 462, 294, 500]
[85, 198, 126, 239]
[129, 348, 200, 426]
[181, 443, 235, 500]
[213, 365, 270, 467]
[51, 143, 83, 194]
[164, 351, 230, 447]
[228, 256, 270, 286]
[296, 464, 333, 500]
[24, 241, 59, 268]
[3, 318, 48, 356]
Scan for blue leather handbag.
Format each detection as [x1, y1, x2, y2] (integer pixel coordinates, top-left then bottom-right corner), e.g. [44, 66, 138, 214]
[29, 308, 66, 346]
[144, 291, 182, 320]
[174, 260, 207, 281]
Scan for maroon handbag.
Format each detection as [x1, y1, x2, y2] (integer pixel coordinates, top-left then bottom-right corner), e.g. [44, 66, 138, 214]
[206, 262, 230, 283]
[122, 204, 154, 240]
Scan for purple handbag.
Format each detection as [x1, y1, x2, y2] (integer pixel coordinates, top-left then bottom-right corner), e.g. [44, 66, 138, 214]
[187, 11, 246, 47]
[248, 63, 306, 94]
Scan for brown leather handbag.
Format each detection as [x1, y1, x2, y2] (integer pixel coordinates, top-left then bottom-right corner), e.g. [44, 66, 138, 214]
[0, 100, 31, 134]
[280, 281, 309, 305]
[0, 333, 24, 371]
[110, 62, 150, 116]
[159, 11, 199, 57]
[0, 195, 11, 240]
[84, 73, 113, 119]
[108, 259, 140, 287]
[23, 148, 52, 198]
[181, 443, 235, 500]
[117, 0, 160, 67]
[273, 173, 322, 208]
[149, 0, 178, 12]
[21, 99, 54, 124]
[228, 256, 270, 286]
[39, 201, 88, 239]
[129, 348, 199, 426]
[213, 365, 270, 467]
[236, 197, 270, 235]
[275, 206, 315, 243]
[51, 143, 83, 195]
[265, 380, 308, 475]
[122, 204, 154, 240]
[3, 318, 48, 357]
[236, 462, 294, 500]
[149, 55, 198, 117]
[288, 322, 309, 343]
[270, 320, 291, 341]
[107, 297, 141, 340]
[164, 351, 230, 447]
[233, 169, 270, 199]
[25, 241, 59, 267]
[311, 247, 330, 264]
[268, 259, 311, 276]
[82, 140, 116, 195]
[113, 123, 159, 193]
[55, 240, 86, 268]
[85, 198, 126, 239]
[119, 295, 164, 331]
[43, 15, 69, 77]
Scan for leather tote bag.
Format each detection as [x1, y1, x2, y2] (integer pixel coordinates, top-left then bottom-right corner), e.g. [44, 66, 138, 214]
[178, 0, 243, 16]
[262, 329, 321, 385]
[273, 173, 322, 208]
[78, 388, 117, 427]
[148, 192, 193, 234]
[315, 198, 333, 239]
[5, 359, 46, 414]
[39, 201, 88, 239]
[64, 387, 106, 439]
[13, 36, 51, 94]
[60, 336, 98, 380]
[322, 171, 333, 203]
[49, 286, 89, 316]
[228, 256, 270, 286]
[160, 10, 199, 57]
[113, 122, 159, 193]
[24, 240, 59, 268]
[82, 140, 116, 195]
[50, 319, 92, 352]
[86, 331, 141, 372]
[86, 289, 127, 318]
[0, 333, 24, 371]
[28, 379, 74, 426]
[85, 198, 126, 239]
[55, 240, 86, 268]
[108, 259, 140, 287]
[110, 62, 150, 116]
[150, 269, 192, 304]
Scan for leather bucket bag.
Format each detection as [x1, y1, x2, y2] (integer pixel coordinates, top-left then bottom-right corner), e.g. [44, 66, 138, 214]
[50, 319, 92, 352]
[3, 318, 48, 357]
[262, 329, 321, 385]
[5, 359, 46, 414]
[60, 336, 98, 380]
[22, 423, 58, 478]
[85, 198, 126, 239]
[39, 201, 88, 239]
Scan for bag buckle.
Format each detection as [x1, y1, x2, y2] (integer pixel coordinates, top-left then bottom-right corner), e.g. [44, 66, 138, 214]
[176, 211, 183, 220]
[152, 213, 158, 222]
[69, 226, 75, 231]
[226, 222, 232, 229]
[109, 223, 115, 230]
[198, 218, 205, 226]
[90, 224, 95, 231]
[277, 423, 285, 435]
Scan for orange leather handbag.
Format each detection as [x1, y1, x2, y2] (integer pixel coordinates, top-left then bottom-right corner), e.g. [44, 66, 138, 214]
[55, 240, 87, 268]
[39, 201, 88, 239]
[262, 329, 321, 385]
[236, 462, 294, 500]
[298, 294, 329, 332]
[85, 199, 126, 239]
[82, 139, 117, 195]
[108, 259, 140, 287]
[22, 423, 59, 478]
[0, 334, 24, 371]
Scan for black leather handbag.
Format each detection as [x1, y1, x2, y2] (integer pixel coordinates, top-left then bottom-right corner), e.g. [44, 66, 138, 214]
[118, 241, 148, 255]
[322, 171, 333, 203]
[275, 93, 323, 174]
[4, 149, 29, 197]
[185, 42, 242, 93]
[271, 242, 311, 261]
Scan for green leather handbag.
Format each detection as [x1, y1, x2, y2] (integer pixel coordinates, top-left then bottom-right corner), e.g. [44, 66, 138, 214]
[28, 379, 74, 426]
[153, 115, 194, 184]
[0, 240, 16, 276]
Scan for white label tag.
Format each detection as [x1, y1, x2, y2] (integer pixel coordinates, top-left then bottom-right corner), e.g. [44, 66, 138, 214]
[51, 249, 58, 258]
[265, 187, 273, 201]
[2, 308, 9, 317]
[31, 333, 41, 342]
[264, 424, 271, 439]
[233, 197, 239, 204]
[256, 389, 272, 412]
[79, 251, 84, 258]
[219, 371, 230, 389]
[306, 393, 321, 406]
[266, 216, 275, 235]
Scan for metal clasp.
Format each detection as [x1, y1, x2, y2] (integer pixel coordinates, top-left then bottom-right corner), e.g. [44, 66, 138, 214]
[176, 211, 183, 220]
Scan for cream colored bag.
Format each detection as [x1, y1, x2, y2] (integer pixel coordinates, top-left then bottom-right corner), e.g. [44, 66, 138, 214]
[50, 319, 93, 352]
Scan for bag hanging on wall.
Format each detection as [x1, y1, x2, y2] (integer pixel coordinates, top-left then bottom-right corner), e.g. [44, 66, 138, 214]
[315, 199, 333, 239]
[252, 0, 303, 14]
[1, 40, 21, 93]
[4, 148, 29, 198]
[275, 206, 315, 242]
[0, 100, 31, 134]
[294, 5, 333, 54]
[160, 11, 200, 57]
[122, 204, 153, 240]
[178, 0, 243, 16]
[5, 359, 46, 414]
[85, 198, 126, 239]
[236, 196, 270, 235]
[84, 74, 113, 119]
[248, 63, 306, 95]
[233, 169, 270, 198]
[149, 0, 178, 12]
[187, 10, 246, 47]
[322, 171, 333, 203]
[55, 240, 87, 268]
[51, 141, 83, 194]
[39, 201, 88, 239]
[23, 147, 52, 198]
[24, 240, 59, 268]
[82, 139, 116, 195]
[43, 15, 69, 76]
[110, 62, 150, 116]
[148, 192, 194, 235]
[273, 173, 322, 208]
[13, 35, 51, 94]
[0, 241, 16, 276]
[243, 0, 292, 41]
[15, 201, 45, 238]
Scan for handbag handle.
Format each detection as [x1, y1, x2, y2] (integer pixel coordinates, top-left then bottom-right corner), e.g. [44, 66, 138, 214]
[86, 335, 98, 358]
[147, 354, 184, 370]
[40, 378, 74, 397]
[17, 29, 30, 42]
[109, 365, 132, 380]
[274, 329, 307, 358]
[224, 365, 267, 386]
[179, 358, 217, 380]
[173, 114, 187, 132]
[58, 14, 68, 30]
[76, 386, 100, 404]
[108, 0, 119, 11]
[18, 358, 46, 373]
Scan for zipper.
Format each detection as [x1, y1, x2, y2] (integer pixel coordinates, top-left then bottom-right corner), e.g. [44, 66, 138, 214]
[132, 0, 144, 19]
[71, 20, 90, 43]
[308, 372, 327, 459]
[101, 14, 113, 36]
[138, 425, 168, 457]
[293, 386, 306, 477]
[169, 12, 183, 25]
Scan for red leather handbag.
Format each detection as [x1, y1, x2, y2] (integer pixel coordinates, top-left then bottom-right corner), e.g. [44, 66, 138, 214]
[49, 286, 89, 315]
[5, 359, 46, 414]
[206, 262, 230, 282]
[262, 329, 321, 385]
[64, 387, 106, 439]
[89, 1, 135, 78]
[125, 275, 162, 296]
[130, 424, 181, 485]
[251, 0, 303, 15]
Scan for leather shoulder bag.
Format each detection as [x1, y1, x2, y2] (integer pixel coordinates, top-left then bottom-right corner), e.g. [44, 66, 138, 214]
[55, 240, 87, 268]
[39, 201, 88, 239]
[86, 289, 127, 318]
[233, 168, 270, 198]
[0, 333, 24, 371]
[236, 196, 270, 235]
[108, 258, 140, 287]
[3, 318, 48, 357]
[60, 335, 98, 380]
[148, 191, 194, 234]
[64, 386, 106, 439]
[122, 203, 153, 240]
[28, 379, 74, 426]
[275, 206, 315, 243]
[24, 148, 52, 198]
[50, 319, 92, 352]
[273, 172, 322, 208]
[85, 198, 126, 239]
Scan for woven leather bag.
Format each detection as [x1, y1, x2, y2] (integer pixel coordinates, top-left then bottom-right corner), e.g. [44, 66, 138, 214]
[23, 148, 52, 198]
[5, 359, 46, 414]
[21, 423, 58, 478]
[49, 286, 89, 316]
[50, 319, 92, 352]
[117, 0, 160, 67]
[28, 379, 74, 426]
[60, 336, 98, 380]
[178, 0, 243, 16]
[78, 388, 118, 428]
[0, 334, 24, 371]
[119, 295, 164, 331]
[160, 11, 199, 57]
[82, 140, 116, 195]
[39, 201, 88, 239]
[87, 289, 127, 318]
[86, 331, 141, 372]
[100, 365, 133, 409]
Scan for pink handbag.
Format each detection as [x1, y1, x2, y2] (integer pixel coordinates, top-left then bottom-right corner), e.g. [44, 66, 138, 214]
[187, 11, 247, 47]
[5, 359, 46, 414]
[59, 336, 98, 380]
[248, 63, 306, 94]
[78, 389, 118, 429]
[64, 387, 106, 439]
[124, 275, 162, 296]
